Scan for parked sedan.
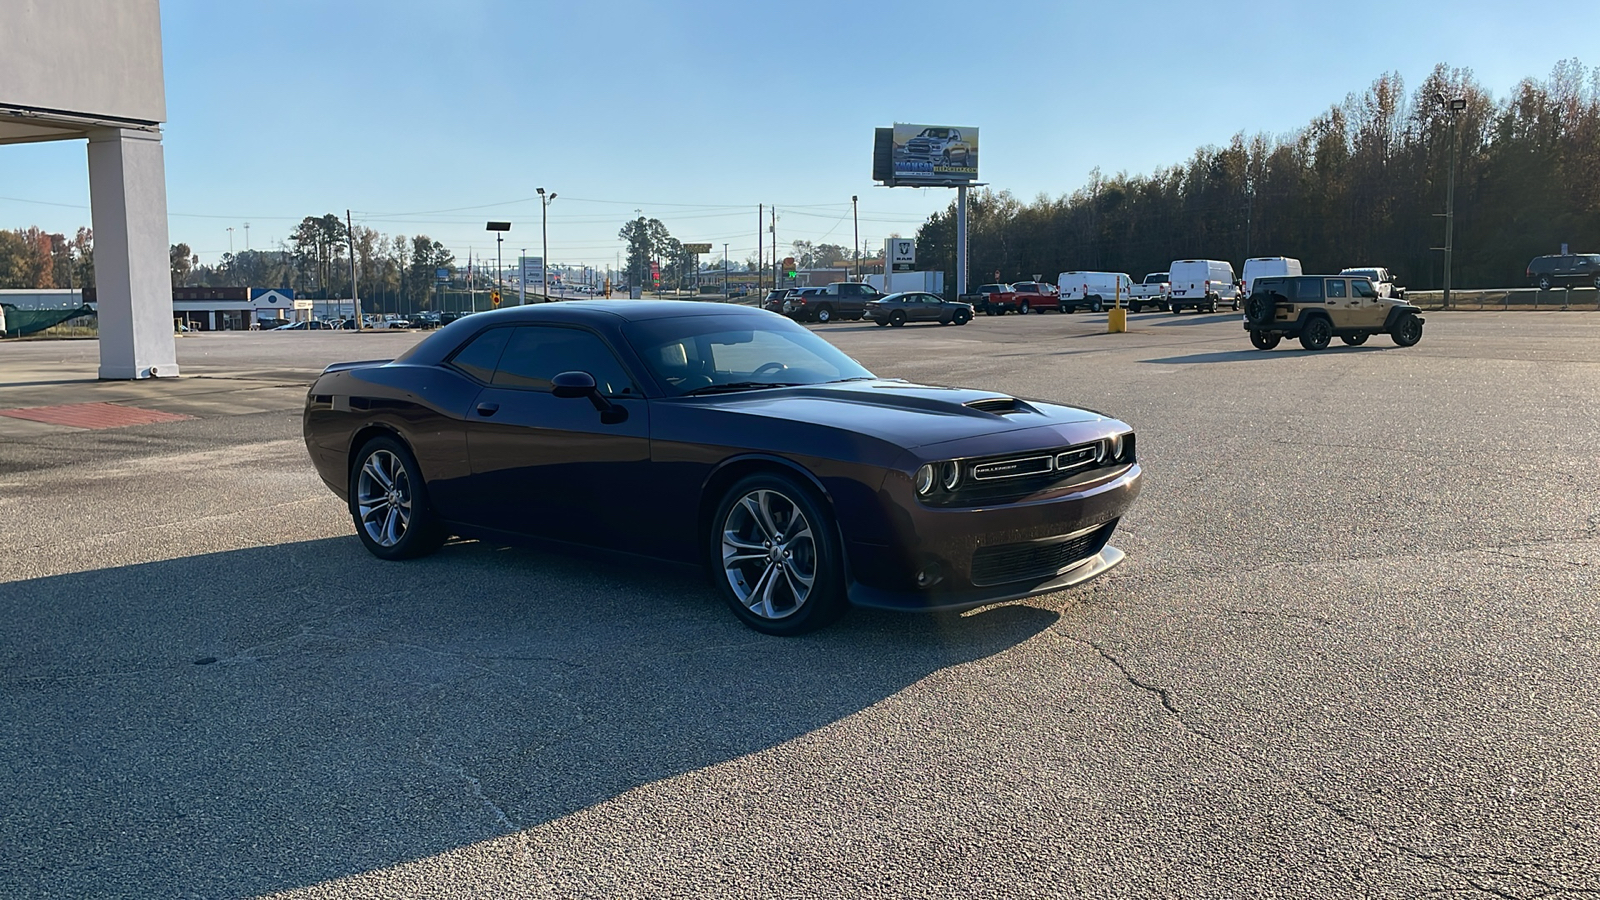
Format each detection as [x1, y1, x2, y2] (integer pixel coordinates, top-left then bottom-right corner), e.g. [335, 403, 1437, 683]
[865, 292, 974, 327]
[303, 301, 1140, 635]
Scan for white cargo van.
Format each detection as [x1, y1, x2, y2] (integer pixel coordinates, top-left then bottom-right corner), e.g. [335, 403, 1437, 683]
[1241, 257, 1303, 296]
[1167, 259, 1239, 314]
[1055, 271, 1134, 313]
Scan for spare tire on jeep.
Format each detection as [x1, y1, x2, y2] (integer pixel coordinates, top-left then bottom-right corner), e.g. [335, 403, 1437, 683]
[1243, 292, 1276, 328]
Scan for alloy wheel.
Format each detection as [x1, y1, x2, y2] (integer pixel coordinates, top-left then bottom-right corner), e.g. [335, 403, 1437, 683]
[720, 489, 817, 621]
[356, 449, 412, 547]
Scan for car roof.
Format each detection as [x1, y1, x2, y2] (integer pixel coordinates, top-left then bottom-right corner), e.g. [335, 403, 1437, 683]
[395, 300, 776, 366]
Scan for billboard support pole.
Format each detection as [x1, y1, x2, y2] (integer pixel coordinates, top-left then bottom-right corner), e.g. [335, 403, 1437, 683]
[956, 184, 968, 298]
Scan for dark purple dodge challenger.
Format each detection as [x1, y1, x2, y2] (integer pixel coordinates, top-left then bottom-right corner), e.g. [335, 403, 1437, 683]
[303, 301, 1141, 634]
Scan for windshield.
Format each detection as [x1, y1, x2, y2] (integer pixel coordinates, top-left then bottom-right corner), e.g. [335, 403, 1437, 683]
[624, 313, 874, 396]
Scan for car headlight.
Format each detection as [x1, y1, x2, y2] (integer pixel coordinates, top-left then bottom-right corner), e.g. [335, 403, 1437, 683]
[915, 464, 935, 495]
[940, 460, 960, 491]
[1105, 433, 1123, 461]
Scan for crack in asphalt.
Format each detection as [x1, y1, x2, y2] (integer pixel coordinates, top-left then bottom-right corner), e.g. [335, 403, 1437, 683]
[1076, 638, 1596, 899]
[421, 748, 523, 835]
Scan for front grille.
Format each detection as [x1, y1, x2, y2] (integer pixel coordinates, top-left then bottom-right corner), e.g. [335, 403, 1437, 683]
[971, 455, 1054, 481]
[969, 524, 1113, 587]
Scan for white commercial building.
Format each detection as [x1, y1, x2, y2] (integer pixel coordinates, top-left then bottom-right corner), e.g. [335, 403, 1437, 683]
[1, 0, 176, 378]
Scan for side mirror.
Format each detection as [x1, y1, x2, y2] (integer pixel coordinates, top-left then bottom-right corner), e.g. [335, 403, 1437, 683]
[551, 370, 597, 399]
[552, 370, 629, 424]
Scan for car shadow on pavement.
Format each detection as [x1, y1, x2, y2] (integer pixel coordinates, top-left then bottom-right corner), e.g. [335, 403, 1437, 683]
[1142, 346, 1389, 365]
[0, 536, 1058, 899]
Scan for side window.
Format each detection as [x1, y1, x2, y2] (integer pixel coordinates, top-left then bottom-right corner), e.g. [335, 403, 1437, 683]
[492, 325, 637, 397]
[448, 327, 512, 382]
[1293, 277, 1324, 302]
[1326, 279, 1347, 299]
[1352, 279, 1376, 298]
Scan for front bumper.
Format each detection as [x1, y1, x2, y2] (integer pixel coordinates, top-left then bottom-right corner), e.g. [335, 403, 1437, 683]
[842, 462, 1142, 612]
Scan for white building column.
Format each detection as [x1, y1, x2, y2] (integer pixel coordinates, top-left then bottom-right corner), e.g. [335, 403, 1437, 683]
[87, 127, 179, 379]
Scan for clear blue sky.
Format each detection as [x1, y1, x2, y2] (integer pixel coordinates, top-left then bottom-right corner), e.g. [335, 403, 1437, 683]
[2, 0, 1594, 271]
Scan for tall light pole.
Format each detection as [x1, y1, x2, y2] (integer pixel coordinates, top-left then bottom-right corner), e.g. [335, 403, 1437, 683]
[538, 188, 556, 301]
[723, 243, 729, 299]
[1437, 94, 1467, 310]
[244, 222, 250, 252]
[226, 226, 233, 256]
[486, 221, 510, 308]
[852, 195, 860, 280]
[519, 247, 527, 305]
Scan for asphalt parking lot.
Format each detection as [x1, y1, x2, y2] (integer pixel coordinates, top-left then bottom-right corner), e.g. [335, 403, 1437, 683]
[2, 309, 1597, 899]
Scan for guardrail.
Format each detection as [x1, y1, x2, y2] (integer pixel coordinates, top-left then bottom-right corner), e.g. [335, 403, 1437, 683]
[1409, 286, 1599, 311]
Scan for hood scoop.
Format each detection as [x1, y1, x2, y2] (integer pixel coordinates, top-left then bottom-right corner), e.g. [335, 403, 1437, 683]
[964, 396, 1036, 415]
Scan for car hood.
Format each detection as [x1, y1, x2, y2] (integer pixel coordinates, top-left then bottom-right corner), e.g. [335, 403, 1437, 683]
[686, 380, 1106, 449]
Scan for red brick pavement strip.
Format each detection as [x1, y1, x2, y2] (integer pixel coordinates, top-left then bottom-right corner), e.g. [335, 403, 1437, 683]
[0, 402, 194, 430]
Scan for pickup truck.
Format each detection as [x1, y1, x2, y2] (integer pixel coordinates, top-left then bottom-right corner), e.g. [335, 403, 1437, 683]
[765, 282, 880, 323]
[983, 281, 1058, 315]
[1127, 273, 1170, 313]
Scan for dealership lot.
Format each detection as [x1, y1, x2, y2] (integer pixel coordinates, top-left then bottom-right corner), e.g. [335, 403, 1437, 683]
[2, 310, 1597, 898]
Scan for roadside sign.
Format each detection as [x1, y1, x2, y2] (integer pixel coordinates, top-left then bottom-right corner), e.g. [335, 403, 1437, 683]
[888, 239, 916, 272]
[435, 267, 449, 282]
[683, 243, 712, 254]
[491, 290, 501, 308]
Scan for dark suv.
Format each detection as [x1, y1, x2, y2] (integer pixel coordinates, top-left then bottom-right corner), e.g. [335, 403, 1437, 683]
[1527, 254, 1600, 290]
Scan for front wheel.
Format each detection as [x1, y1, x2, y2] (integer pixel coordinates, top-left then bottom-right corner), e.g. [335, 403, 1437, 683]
[952, 309, 971, 325]
[349, 436, 446, 560]
[889, 310, 906, 327]
[1299, 317, 1332, 351]
[1341, 332, 1369, 346]
[711, 474, 847, 635]
[1019, 301, 1031, 315]
[1391, 313, 1423, 347]
[1249, 330, 1281, 350]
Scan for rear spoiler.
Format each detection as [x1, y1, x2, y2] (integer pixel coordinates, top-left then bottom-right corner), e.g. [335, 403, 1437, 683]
[320, 359, 393, 374]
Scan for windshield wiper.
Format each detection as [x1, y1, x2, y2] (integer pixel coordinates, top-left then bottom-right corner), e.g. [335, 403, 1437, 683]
[826, 376, 876, 383]
[683, 381, 805, 396]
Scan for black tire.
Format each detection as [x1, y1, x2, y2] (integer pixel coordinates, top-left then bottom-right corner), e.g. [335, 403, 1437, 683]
[814, 304, 834, 324]
[708, 472, 847, 636]
[952, 309, 971, 325]
[348, 435, 446, 561]
[1249, 330, 1281, 350]
[1090, 297, 1102, 313]
[1019, 301, 1031, 315]
[1057, 304, 1067, 314]
[1170, 304, 1181, 315]
[1129, 302, 1142, 314]
[889, 310, 906, 327]
[1391, 313, 1423, 347]
[1538, 276, 1552, 291]
[875, 319, 888, 327]
[1593, 275, 1600, 290]
[1299, 316, 1332, 351]
[1244, 293, 1275, 328]
[1340, 332, 1369, 346]
[1231, 297, 1240, 311]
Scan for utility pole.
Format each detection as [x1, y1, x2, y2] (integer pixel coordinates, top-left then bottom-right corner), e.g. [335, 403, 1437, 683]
[771, 207, 778, 289]
[757, 204, 763, 297]
[723, 243, 729, 299]
[346, 209, 362, 328]
[852, 195, 860, 280]
[226, 226, 233, 256]
[1443, 96, 1465, 310]
[244, 222, 250, 252]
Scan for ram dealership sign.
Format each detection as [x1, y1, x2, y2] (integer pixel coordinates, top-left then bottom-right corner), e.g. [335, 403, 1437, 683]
[873, 123, 980, 187]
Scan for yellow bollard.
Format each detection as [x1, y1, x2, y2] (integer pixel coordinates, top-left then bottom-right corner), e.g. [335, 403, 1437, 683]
[1107, 280, 1127, 333]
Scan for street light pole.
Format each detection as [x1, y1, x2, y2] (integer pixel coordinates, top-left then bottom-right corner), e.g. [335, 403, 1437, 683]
[723, 243, 729, 299]
[519, 248, 526, 305]
[537, 188, 556, 301]
[1441, 95, 1466, 310]
[852, 195, 859, 280]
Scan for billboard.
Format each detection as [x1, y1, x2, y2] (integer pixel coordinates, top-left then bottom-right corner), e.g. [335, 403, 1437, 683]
[874, 124, 979, 186]
[0, 0, 166, 129]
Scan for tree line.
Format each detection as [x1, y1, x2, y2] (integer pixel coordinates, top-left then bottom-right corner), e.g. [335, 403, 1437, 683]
[915, 61, 1600, 292]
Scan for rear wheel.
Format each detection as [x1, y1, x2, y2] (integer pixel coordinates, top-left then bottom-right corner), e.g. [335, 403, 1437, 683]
[349, 436, 446, 561]
[1231, 297, 1240, 311]
[1299, 317, 1332, 351]
[710, 474, 847, 635]
[814, 305, 834, 324]
[1129, 302, 1142, 314]
[1341, 332, 1369, 346]
[875, 319, 888, 327]
[1391, 313, 1423, 347]
[1249, 330, 1281, 351]
[1090, 297, 1102, 313]
[889, 310, 906, 327]
[1170, 304, 1181, 315]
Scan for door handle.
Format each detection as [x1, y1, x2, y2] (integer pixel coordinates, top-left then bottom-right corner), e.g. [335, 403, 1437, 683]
[475, 402, 500, 417]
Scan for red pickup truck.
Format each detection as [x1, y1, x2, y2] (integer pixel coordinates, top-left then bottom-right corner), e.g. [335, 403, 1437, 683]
[982, 281, 1059, 315]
